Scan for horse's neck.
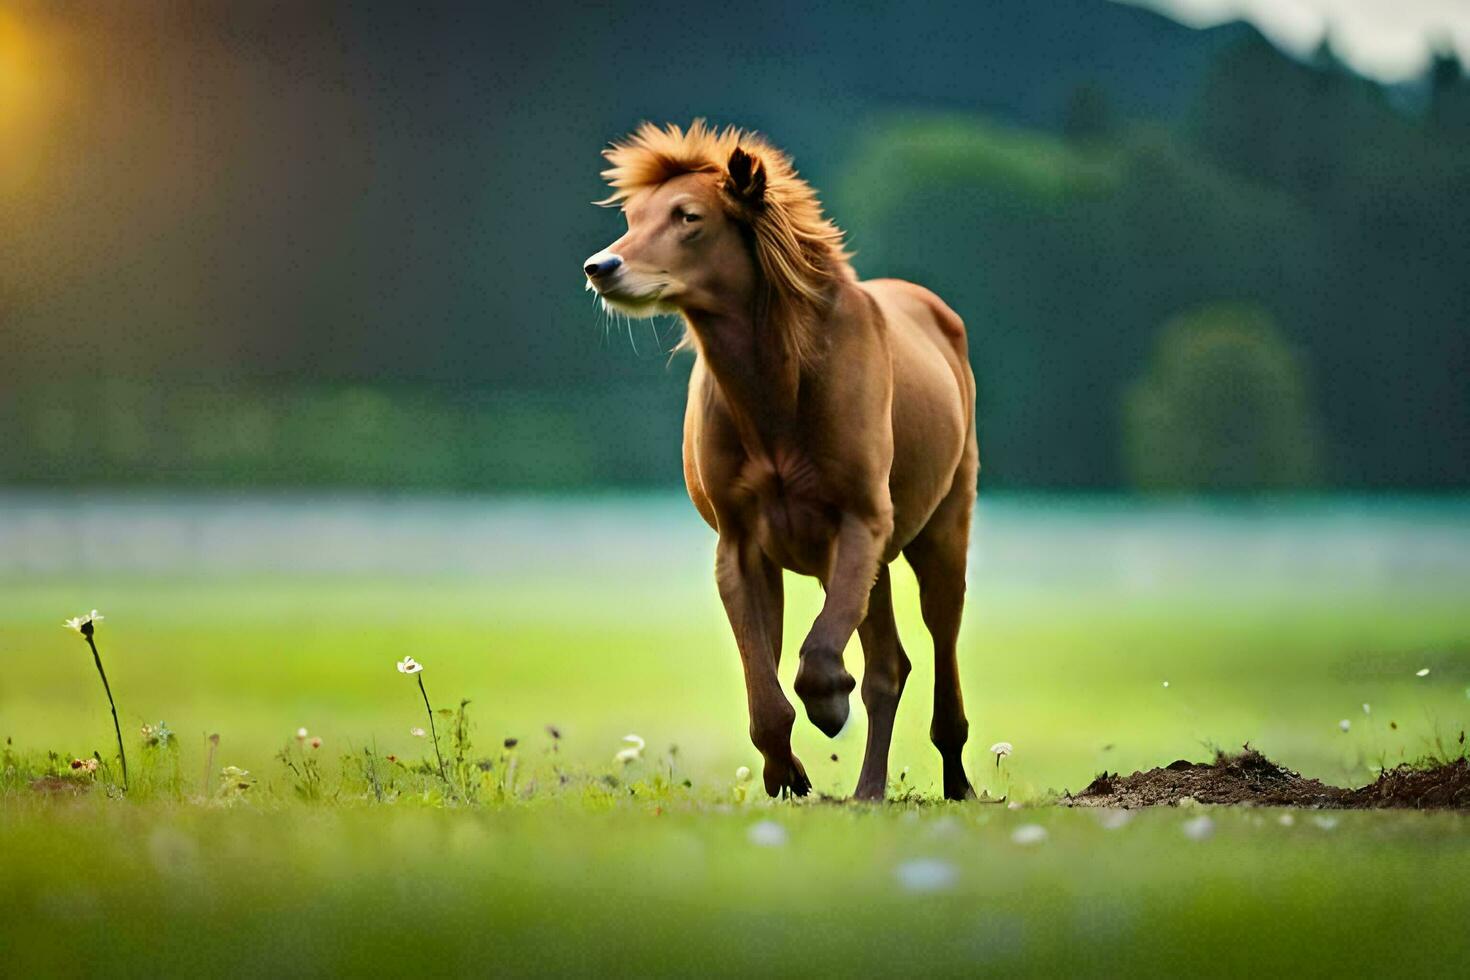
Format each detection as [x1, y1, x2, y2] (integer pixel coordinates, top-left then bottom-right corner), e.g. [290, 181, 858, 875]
[687, 308, 805, 454]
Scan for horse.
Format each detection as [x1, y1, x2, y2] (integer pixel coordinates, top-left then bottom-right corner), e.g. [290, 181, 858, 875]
[583, 121, 978, 801]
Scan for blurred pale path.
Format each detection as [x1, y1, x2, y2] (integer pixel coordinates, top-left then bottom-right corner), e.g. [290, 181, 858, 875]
[4, 491, 1468, 586]
[2, 493, 1467, 798]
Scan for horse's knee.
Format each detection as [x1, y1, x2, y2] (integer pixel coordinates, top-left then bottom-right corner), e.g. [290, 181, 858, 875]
[862, 647, 911, 707]
[930, 712, 968, 754]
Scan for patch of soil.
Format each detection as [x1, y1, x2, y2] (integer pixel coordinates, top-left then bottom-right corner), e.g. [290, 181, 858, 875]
[1064, 748, 1470, 810]
[1066, 749, 1346, 808]
[1344, 758, 1470, 810]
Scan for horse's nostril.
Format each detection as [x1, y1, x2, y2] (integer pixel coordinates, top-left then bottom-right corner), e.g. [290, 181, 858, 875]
[584, 255, 623, 278]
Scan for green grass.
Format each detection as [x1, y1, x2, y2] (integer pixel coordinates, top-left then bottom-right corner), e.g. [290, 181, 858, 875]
[5, 797, 1470, 976]
[2, 496, 1469, 974]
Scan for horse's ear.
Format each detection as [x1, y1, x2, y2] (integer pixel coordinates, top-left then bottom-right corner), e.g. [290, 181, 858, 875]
[725, 146, 767, 209]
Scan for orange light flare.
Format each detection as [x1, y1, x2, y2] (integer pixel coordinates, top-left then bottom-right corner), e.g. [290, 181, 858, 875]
[0, 6, 63, 197]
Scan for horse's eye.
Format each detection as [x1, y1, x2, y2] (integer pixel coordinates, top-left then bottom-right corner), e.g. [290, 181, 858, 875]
[676, 209, 701, 224]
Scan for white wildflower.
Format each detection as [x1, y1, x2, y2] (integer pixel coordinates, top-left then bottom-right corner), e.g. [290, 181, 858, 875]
[1010, 823, 1047, 845]
[615, 733, 644, 764]
[895, 858, 958, 893]
[396, 657, 423, 674]
[1339, 719, 1351, 732]
[62, 610, 104, 634]
[410, 726, 426, 738]
[732, 765, 754, 803]
[1416, 667, 1430, 677]
[1181, 815, 1215, 840]
[747, 820, 787, 847]
[989, 741, 1012, 767]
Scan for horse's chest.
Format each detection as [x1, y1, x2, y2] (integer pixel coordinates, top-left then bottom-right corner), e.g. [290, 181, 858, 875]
[738, 451, 840, 575]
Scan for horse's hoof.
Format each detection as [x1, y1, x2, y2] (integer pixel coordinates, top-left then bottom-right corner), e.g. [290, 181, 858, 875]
[944, 781, 977, 802]
[802, 692, 850, 738]
[794, 647, 855, 739]
[764, 755, 811, 798]
[942, 759, 977, 801]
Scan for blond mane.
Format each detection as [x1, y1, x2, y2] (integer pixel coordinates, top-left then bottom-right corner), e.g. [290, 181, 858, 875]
[599, 120, 854, 367]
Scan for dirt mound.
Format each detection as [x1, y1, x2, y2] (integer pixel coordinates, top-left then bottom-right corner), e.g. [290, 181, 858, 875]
[1065, 749, 1470, 810]
[1345, 758, 1470, 809]
[1066, 749, 1345, 808]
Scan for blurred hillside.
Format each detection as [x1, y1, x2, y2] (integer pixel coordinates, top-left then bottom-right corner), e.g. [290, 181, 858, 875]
[1, 0, 1466, 491]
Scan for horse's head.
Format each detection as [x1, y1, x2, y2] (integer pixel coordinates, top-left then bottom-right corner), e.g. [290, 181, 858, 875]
[585, 122, 851, 369]
[583, 144, 769, 320]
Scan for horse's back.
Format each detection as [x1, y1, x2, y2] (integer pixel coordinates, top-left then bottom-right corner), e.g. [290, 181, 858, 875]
[860, 277, 968, 358]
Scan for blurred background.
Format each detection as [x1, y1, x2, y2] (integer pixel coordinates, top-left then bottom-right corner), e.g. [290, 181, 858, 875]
[1, 0, 1468, 791]
[3, 0, 1467, 493]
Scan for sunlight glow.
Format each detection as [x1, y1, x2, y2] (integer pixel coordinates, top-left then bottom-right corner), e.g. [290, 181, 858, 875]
[0, 8, 54, 195]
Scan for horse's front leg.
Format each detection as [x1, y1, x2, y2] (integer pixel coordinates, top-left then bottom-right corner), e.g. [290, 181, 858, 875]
[715, 535, 810, 797]
[794, 511, 889, 737]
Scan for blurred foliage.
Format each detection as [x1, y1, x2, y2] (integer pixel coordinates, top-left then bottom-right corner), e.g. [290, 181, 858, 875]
[0, 379, 684, 489]
[2, 12, 1467, 492]
[1123, 305, 1321, 492]
[836, 34, 1470, 491]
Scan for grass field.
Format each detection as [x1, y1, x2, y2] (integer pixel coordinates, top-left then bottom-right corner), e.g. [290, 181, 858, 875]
[3, 493, 1469, 974]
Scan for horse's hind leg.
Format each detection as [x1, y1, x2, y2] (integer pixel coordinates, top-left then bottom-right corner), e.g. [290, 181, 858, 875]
[853, 564, 911, 800]
[903, 461, 978, 801]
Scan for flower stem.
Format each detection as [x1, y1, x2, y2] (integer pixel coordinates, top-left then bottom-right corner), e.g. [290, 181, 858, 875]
[201, 737, 217, 798]
[85, 634, 128, 790]
[417, 673, 447, 781]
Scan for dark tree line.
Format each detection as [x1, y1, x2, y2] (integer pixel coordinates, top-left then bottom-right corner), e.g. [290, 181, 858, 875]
[838, 33, 1470, 490]
[2, 7, 1464, 491]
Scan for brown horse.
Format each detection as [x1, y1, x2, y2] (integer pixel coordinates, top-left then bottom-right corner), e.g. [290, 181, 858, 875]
[583, 121, 978, 801]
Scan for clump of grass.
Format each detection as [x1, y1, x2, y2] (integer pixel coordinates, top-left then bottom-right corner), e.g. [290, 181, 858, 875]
[138, 721, 182, 797]
[277, 728, 326, 801]
[217, 765, 255, 800]
[1338, 665, 1469, 783]
[496, 732, 519, 799]
[63, 610, 127, 791]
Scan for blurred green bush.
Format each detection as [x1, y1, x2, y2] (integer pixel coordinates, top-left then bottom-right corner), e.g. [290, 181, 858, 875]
[0, 379, 684, 490]
[1123, 305, 1322, 492]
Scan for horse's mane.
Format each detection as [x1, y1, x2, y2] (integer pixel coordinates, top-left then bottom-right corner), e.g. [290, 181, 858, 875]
[599, 120, 854, 368]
